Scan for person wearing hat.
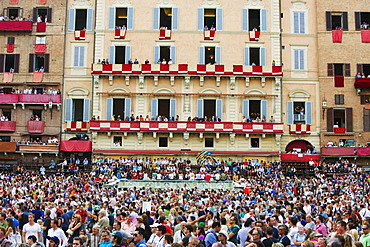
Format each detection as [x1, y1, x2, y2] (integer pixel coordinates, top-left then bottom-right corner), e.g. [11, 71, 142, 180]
[112, 231, 124, 247]
[217, 230, 236, 247]
[147, 223, 160, 247]
[47, 236, 60, 247]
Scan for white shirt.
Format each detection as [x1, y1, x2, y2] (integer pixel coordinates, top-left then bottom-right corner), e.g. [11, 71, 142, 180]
[47, 228, 68, 247]
[22, 223, 41, 241]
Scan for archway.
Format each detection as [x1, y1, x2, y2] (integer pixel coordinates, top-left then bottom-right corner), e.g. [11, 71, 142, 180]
[285, 140, 313, 153]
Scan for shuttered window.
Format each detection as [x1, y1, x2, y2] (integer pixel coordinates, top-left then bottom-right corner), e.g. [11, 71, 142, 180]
[293, 12, 305, 34]
[335, 94, 344, 105]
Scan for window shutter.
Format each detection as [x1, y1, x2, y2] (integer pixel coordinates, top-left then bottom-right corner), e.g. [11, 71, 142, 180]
[326, 11, 332, 31]
[344, 63, 351, 77]
[287, 101, 293, 125]
[13, 54, 20, 73]
[327, 63, 334, 77]
[47, 8, 52, 23]
[172, 7, 178, 30]
[242, 9, 249, 31]
[170, 46, 176, 64]
[79, 47, 85, 67]
[216, 8, 223, 31]
[33, 8, 38, 23]
[364, 109, 370, 132]
[29, 54, 35, 72]
[125, 46, 131, 64]
[44, 53, 50, 72]
[154, 45, 160, 64]
[199, 46, 205, 65]
[260, 9, 267, 32]
[294, 50, 299, 70]
[109, 45, 115, 64]
[74, 47, 79, 67]
[299, 12, 305, 34]
[153, 8, 160, 30]
[65, 98, 73, 122]
[346, 108, 353, 132]
[216, 99, 222, 120]
[342, 12, 348, 31]
[327, 108, 334, 132]
[108, 7, 115, 30]
[0, 54, 4, 73]
[261, 100, 268, 120]
[215, 46, 221, 65]
[357, 64, 363, 75]
[106, 98, 113, 120]
[151, 99, 158, 118]
[244, 47, 250, 65]
[355, 12, 361, 30]
[197, 99, 204, 118]
[170, 98, 176, 118]
[198, 8, 204, 31]
[86, 9, 93, 31]
[68, 8, 76, 31]
[293, 12, 299, 34]
[361, 95, 366, 105]
[127, 7, 134, 30]
[299, 50, 304, 70]
[305, 101, 312, 125]
[242, 100, 249, 119]
[124, 98, 131, 117]
[259, 47, 266, 66]
[83, 98, 90, 122]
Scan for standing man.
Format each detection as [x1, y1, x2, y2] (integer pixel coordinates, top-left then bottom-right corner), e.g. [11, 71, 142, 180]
[205, 222, 221, 247]
[87, 225, 101, 247]
[360, 223, 370, 247]
[22, 214, 41, 243]
[47, 219, 68, 247]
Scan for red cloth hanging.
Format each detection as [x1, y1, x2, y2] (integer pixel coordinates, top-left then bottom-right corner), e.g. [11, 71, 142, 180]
[27, 121, 45, 133]
[60, 141, 92, 152]
[35, 44, 46, 53]
[36, 22, 46, 32]
[33, 72, 44, 82]
[38, 0, 47, 4]
[332, 30, 342, 43]
[361, 30, 370, 43]
[334, 76, 344, 87]
[7, 44, 14, 53]
[9, 0, 18, 4]
[3, 73, 14, 83]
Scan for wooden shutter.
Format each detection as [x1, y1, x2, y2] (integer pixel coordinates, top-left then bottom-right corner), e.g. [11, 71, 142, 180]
[242, 100, 249, 119]
[151, 99, 158, 118]
[47, 8, 52, 23]
[346, 108, 353, 132]
[261, 100, 268, 120]
[106, 98, 113, 120]
[197, 99, 204, 118]
[154, 46, 160, 64]
[109, 46, 115, 64]
[125, 46, 131, 65]
[216, 8, 223, 31]
[83, 98, 90, 122]
[198, 8, 204, 31]
[108, 7, 115, 30]
[357, 64, 364, 75]
[242, 9, 249, 31]
[216, 99, 222, 120]
[29, 54, 35, 72]
[171, 7, 178, 30]
[344, 63, 351, 77]
[327, 108, 334, 132]
[355, 12, 361, 30]
[33, 8, 38, 23]
[170, 46, 176, 64]
[124, 98, 131, 117]
[305, 101, 312, 125]
[364, 109, 370, 132]
[244, 47, 250, 66]
[326, 11, 332, 30]
[260, 9, 267, 32]
[170, 99, 176, 118]
[44, 53, 50, 72]
[127, 7, 134, 30]
[68, 8, 76, 31]
[153, 8, 160, 30]
[13, 54, 20, 73]
[361, 95, 366, 105]
[287, 101, 293, 125]
[342, 12, 348, 31]
[215, 46, 221, 65]
[65, 98, 73, 122]
[299, 12, 305, 33]
[199, 46, 205, 65]
[86, 9, 93, 31]
[259, 47, 266, 66]
[0, 54, 4, 73]
[327, 63, 334, 77]
[293, 12, 299, 33]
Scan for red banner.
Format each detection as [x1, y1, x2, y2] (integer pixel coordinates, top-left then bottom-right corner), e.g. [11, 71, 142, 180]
[332, 30, 342, 43]
[249, 31, 260, 41]
[36, 22, 46, 32]
[38, 0, 47, 4]
[356, 147, 370, 156]
[334, 76, 344, 87]
[321, 147, 355, 156]
[33, 72, 44, 82]
[0, 21, 32, 31]
[7, 44, 14, 53]
[0, 94, 18, 103]
[3, 73, 14, 83]
[280, 153, 321, 161]
[0, 121, 16, 132]
[35, 44, 46, 53]
[9, 0, 18, 4]
[60, 140, 92, 152]
[74, 30, 86, 40]
[0, 142, 16, 152]
[362, 30, 370, 43]
[27, 121, 45, 133]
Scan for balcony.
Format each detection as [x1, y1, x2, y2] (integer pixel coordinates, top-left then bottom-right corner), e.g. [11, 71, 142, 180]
[0, 94, 18, 103]
[91, 64, 283, 77]
[0, 21, 33, 31]
[0, 142, 16, 152]
[0, 121, 16, 132]
[18, 144, 58, 153]
[114, 29, 126, 39]
[289, 124, 310, 135]
[321, 147, 355, 156]
[60, 140, 92, 152]
[280, 153, 321, 162]
[354, 78, 370, 88]
[89, 120, 284, 134]
[27, 121, 45, 133]
[19, 94, 61, 103]
[204, 30, 216, 40]
[293, 114, 305, 122]
[66, 121, 89, 132]
[159, 29, 171, 40]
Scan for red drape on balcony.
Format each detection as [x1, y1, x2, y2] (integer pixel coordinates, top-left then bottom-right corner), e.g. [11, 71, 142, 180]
[3, 73, 14, 83]
[204, 30, 216, 40]
[354, 78, 370, 88]
[252, 66, 263, 73]
[0, 94, 18, 103]
[332, 30, 342, 43]
[38, 0, 47, 4]
[178, 64, 188, 72]
[74, 31, 86, 40]
[0, 21, 32, 31]
[334, 127, 346, 133]
[334, 76, 344, 87]
[7, 44, 14, 53]
[249, 31, 260, 41]
[33, 72, 44, 82]
[9, 0, 18, 4]
[280, 153, 321, 161]
[60, 140, 92, 152]
[0, 121, 16, 132]
[356, 147, 370, 156]
[321, 147, 355, 156]
[361, 30, 370, 43]
[35, 44, 46, 53]
[27, 121, 45, 133]
[233, 65, 243, 73]
[36, 22, 46, 32]
[159, 29, 171, 40]
[0, 142, 16, 152]
[114, 29, 126, 39]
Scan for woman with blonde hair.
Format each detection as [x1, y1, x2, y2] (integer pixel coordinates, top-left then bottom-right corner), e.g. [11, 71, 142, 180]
[67, 214, 82, 244]
[168, 208, 179, 226]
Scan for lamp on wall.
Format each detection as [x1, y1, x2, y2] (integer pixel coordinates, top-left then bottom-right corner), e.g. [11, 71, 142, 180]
[322, 98, 327, 120]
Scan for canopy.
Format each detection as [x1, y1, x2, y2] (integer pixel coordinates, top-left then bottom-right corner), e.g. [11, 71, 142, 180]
[60, 141, 92, 152]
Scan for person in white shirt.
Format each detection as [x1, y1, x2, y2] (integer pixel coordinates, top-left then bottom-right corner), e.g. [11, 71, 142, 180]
[47, 219, 68, 247]
[22, 214, 41, 243]
[147, 224, 160, 247]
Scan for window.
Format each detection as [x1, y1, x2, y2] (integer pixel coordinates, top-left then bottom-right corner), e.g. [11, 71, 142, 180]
[33, 8, 52, 23]
[36, 36, 46, 44]
[326, 11, 348, 31]
[113, 136, 122, 146]
[7, 37, 15, 45]
[293, 50, 305, 70]
[154, 46, 176, 64]
[160, 46, 171, 63]
[29, 54, 49, 72]
[287, 101, 312, 125]
[0, 136, 11, 142]
[106, 98, 131, 120]
[74, 47, 85, 67]
[327, 63, 350, 77]
[109, 46, 131, 65]
[5, 8, 22, 20]
[355, 12, 370, 30]
[244, 47, 266, 66]
[108, 7, 134, 30]
[65, 98, 90, 122]
[160, 8, 172, 29]
[73, 99, 84, 121]
[360, 95, 370, 104]
[205, 138, 214, 148]
[1, 109, 12, 121]
[335, 94, 344, 105]
[364, 109, 370, 132]
[251, 138, 260, 148]
[116, 8, 127, 28]
[32, 109, 42, 120]
[68, 8, 93, 31]
[159, 137, 168, 147]
[198, 8, 223, 31]
[205, 47, 215, 65]
[199, 46, 220, 65]
[242, 9, 267, 32]
[0, 54, 20, 73]
[197, 99, 223, 121]
[326, 108, 353, 132]
[293, 12, 305, 34]
[357, 64, 370, 77]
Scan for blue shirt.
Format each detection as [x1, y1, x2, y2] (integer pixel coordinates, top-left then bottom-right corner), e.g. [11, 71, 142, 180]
[99, 241, 113, 247]
[205, 230, 218, 247]
[136, 240, 146, 247]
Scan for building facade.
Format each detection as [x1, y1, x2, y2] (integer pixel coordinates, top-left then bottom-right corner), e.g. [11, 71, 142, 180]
[0, 0, 65, 168]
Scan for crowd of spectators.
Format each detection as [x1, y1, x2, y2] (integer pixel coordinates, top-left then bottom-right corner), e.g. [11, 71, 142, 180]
[0, 87, 61, 95]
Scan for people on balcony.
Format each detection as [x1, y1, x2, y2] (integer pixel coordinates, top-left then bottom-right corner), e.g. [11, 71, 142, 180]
[361, 22, 369, 30]
[269, 116, 275, 123]
[30, 115, 41, 121]
[0, 115, 9, 121]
